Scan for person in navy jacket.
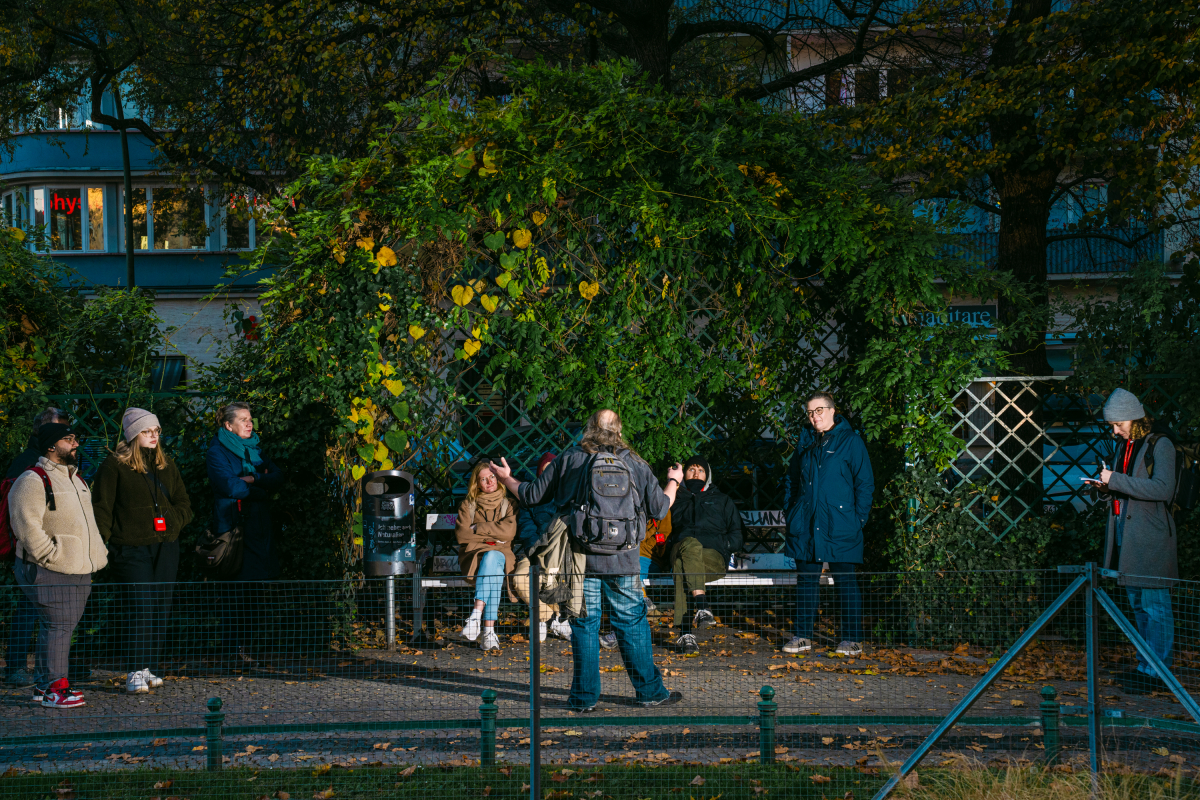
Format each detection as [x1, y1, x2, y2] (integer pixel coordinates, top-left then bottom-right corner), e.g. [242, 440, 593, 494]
[207, 402, 283, 665]
[782, 392, 875, 657]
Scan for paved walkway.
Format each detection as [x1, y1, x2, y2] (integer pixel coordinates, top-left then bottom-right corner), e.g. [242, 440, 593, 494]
[0, 617, 1191, 775]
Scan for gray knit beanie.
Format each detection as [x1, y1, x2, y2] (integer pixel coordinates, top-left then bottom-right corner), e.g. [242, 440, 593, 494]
[122, 407, 161, 443]
[1102, 388, 1145, 422]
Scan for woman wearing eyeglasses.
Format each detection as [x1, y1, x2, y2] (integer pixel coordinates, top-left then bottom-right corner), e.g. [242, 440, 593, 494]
[92, 408, 193, 695]
[781, 392, 875, 657]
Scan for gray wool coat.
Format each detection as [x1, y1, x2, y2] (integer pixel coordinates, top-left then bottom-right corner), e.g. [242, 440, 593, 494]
[1102, 435, 1177, 588]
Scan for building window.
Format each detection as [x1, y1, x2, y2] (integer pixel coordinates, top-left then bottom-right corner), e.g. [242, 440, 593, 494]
[854, 70, 882, 105]
[223, 193, 270, 250]
[2, 192, 13, 227]
[120, 187, 209, 251]
[153, 187, 208, 250]
[47, 188, 83, 251]
[34, 187, 108, 252]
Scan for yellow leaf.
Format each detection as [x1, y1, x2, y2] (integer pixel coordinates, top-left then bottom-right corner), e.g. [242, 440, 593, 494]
[373, 442, 388, 462]
[463, 339, 481, 357]
[736, 281, 742, 297]
[451, 285, 475, 306]
[9, 228, 25, 243]
[1153, 747, 1170, 757]
[377, 247, 397, 267]
[512, 229, 532, 249]
[496, 272, 511, 288]
[348, 409, 360, 423]
[408, 324, 426, 340]
[480, 295, 498, 313]
[378, 303, 391, 311]
[383, 379, 404, 396]
[471, 279, 487, 292]
[351, 466, 366, 481]
[380, 458, 393, 471]
[531, 211, 547, 226]
[1010, 699, 1024, 707]
[332, 247, 345, 264]
[356, 237, 374, 251]
[579, 281, 599, 300]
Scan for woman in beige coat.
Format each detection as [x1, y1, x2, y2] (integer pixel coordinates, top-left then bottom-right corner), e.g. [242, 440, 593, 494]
[454, 461, 517, 651]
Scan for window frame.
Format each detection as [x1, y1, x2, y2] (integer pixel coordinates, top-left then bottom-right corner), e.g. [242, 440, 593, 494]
[118, 185, 213, 252]
[22, 185, 107, 253]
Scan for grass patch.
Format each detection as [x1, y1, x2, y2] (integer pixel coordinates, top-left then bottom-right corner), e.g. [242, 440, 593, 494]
[5, 764, 1199, 800]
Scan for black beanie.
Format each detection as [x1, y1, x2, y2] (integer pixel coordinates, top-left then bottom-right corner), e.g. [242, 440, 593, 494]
[683, 455, 710, 480]
[38, 423, 74, 454]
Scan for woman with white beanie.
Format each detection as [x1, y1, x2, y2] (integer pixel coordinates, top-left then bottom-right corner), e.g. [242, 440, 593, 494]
[92, 408, 193, 695]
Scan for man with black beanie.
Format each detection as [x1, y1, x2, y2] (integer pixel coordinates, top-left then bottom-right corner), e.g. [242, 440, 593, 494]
[667, 455, 745, 655]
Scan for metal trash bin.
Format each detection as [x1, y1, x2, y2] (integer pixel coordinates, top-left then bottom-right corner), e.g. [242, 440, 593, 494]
[362, 470, 417, 576]
[362, 470, 417, 650]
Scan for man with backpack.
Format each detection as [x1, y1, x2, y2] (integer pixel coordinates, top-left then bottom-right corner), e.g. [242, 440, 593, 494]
[7, 423, 107, 708]
[490, 409, 684, 712]
[3, 407, 68, 688]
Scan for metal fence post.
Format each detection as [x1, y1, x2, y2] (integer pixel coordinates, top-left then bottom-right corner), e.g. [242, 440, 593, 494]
[758, 685, 777, 765]
[1039, 685, 1060, 765]
[205, 696, 224, 772]
[529, 563, 541, 800]
[386, 574, 396, 650]
[480, 688, 498, 767]
[1085, 561, 1101, 783]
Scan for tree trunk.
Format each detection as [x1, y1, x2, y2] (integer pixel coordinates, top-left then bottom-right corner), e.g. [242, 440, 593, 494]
[613, 0, 673, 87]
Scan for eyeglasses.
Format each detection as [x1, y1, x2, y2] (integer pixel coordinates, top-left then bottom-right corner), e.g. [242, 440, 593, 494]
[60, 435, 79, 444]
[805, 406, 833, 418]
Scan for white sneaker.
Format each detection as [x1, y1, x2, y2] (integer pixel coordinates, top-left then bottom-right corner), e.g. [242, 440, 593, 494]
[835, 641, 863, 657]
[539, 622, 548, 642]
[126, 670, 150, 694]
[462, 614, 482, 641]
[549, 618, 573, 641]
[142, 669, 163, 689]
[481, 629, 501, 651]
[599, 632, 618, 650]
[782, 637, 812, 654]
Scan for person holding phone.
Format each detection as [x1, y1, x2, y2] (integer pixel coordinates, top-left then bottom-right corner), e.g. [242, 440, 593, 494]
[93, 409, 193, 695]
[1088, 388, 1177, 694]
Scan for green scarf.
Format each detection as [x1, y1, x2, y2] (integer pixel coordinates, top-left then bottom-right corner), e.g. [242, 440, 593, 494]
[218, 426, 263, 475]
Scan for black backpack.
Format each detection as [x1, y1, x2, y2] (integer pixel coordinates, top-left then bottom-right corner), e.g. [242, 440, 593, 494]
[1144, 433, 1199, 517]
[570, 450, 642, 555]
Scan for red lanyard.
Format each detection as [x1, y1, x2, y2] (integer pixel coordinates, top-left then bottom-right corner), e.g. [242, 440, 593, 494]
[1114, 439, 1135, 515]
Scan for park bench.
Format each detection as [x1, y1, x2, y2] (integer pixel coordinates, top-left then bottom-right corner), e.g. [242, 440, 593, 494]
[402, 510, 813, 645]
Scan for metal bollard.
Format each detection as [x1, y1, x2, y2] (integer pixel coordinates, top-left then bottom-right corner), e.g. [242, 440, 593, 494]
[480, 688, 498, 767]
[205, 696, 225, 771]
[386, 574, 396, 650]
[1040, 685, 1060, 765]
[758, 686, 777, 765]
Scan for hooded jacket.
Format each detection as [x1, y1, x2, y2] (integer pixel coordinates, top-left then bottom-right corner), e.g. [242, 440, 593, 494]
[666, 467, 745, 561]
[9, 457, 108, 575]
[784, 415, 875, 564]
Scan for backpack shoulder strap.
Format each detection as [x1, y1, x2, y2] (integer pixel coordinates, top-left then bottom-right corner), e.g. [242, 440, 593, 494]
[1144, 433, 1165, 479]
[26, 466, 55, 511]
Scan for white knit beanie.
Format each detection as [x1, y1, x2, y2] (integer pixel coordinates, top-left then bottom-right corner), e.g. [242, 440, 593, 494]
[122, 407, 161, 443]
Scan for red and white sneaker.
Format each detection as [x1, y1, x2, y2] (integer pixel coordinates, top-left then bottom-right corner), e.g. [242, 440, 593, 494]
[41, 679, 85, 709]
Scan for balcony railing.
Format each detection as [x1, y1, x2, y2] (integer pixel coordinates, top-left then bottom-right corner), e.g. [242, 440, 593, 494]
[947, 227, 1165, 274]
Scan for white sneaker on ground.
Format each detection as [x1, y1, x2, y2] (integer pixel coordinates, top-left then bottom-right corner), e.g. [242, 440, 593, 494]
[481, 629, 501, 651]
[836, 641, 863, 656]
[782, 637, 812, 654]
[143, 669, 163, 688]
[539, 622, 548, 642]
[462, 614, 482, 642]
[549, 618, 573, 641]
[692, 608, 716, 630]
[599, 632, 618, 650]
[126, 670, 150, 694]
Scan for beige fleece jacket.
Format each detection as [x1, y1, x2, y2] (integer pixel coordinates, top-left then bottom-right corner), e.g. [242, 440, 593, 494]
[9, 456, 108, 574]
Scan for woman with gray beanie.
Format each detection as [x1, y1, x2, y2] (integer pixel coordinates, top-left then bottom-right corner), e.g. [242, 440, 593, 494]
[92, 408, 193, 695]
[1089, 388, 1177, 695]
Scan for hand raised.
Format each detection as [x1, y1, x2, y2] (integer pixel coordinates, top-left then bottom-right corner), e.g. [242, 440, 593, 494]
[489, 457, 513, 481]
[666, 462, 684, 484]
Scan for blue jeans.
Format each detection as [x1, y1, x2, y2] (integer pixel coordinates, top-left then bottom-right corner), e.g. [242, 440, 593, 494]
[795, 561, 863, 642]
[475, 550, 506, 622]
[1127, 587, 1174, 677]
[569, 574, 667, 709]
[5, 592, 38, 674]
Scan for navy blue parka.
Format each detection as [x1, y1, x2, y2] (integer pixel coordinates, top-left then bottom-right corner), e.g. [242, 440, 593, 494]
[206, 436, 284, 580]
[783, 416, 875, 564]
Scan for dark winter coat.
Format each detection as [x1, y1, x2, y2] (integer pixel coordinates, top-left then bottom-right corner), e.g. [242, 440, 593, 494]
[92, 452, 193, 546]
[783, 416, 875, 564]
[5, 439, 41, 479]
[666, 483, 745, 561]
[1102, 432, 1177, 589]
[206, 436, 284, 581]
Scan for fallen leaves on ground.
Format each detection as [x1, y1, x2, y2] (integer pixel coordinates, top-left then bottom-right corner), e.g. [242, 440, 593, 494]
[690, 775, 706, 786]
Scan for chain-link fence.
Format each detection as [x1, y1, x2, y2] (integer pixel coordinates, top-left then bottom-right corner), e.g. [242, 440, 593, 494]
[3, 566, 1198, 798]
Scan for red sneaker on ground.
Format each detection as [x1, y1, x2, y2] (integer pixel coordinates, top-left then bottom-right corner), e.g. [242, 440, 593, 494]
[40, 678, 85, 709]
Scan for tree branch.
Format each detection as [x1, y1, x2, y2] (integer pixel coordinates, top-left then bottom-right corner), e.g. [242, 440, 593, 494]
[667, 19, 780, 57]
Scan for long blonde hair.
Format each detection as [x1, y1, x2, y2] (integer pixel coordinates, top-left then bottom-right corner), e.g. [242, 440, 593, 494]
[1131, 415, 1153, 440]
[466, 460, 506, 505]
[114, 440, 169, 474]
